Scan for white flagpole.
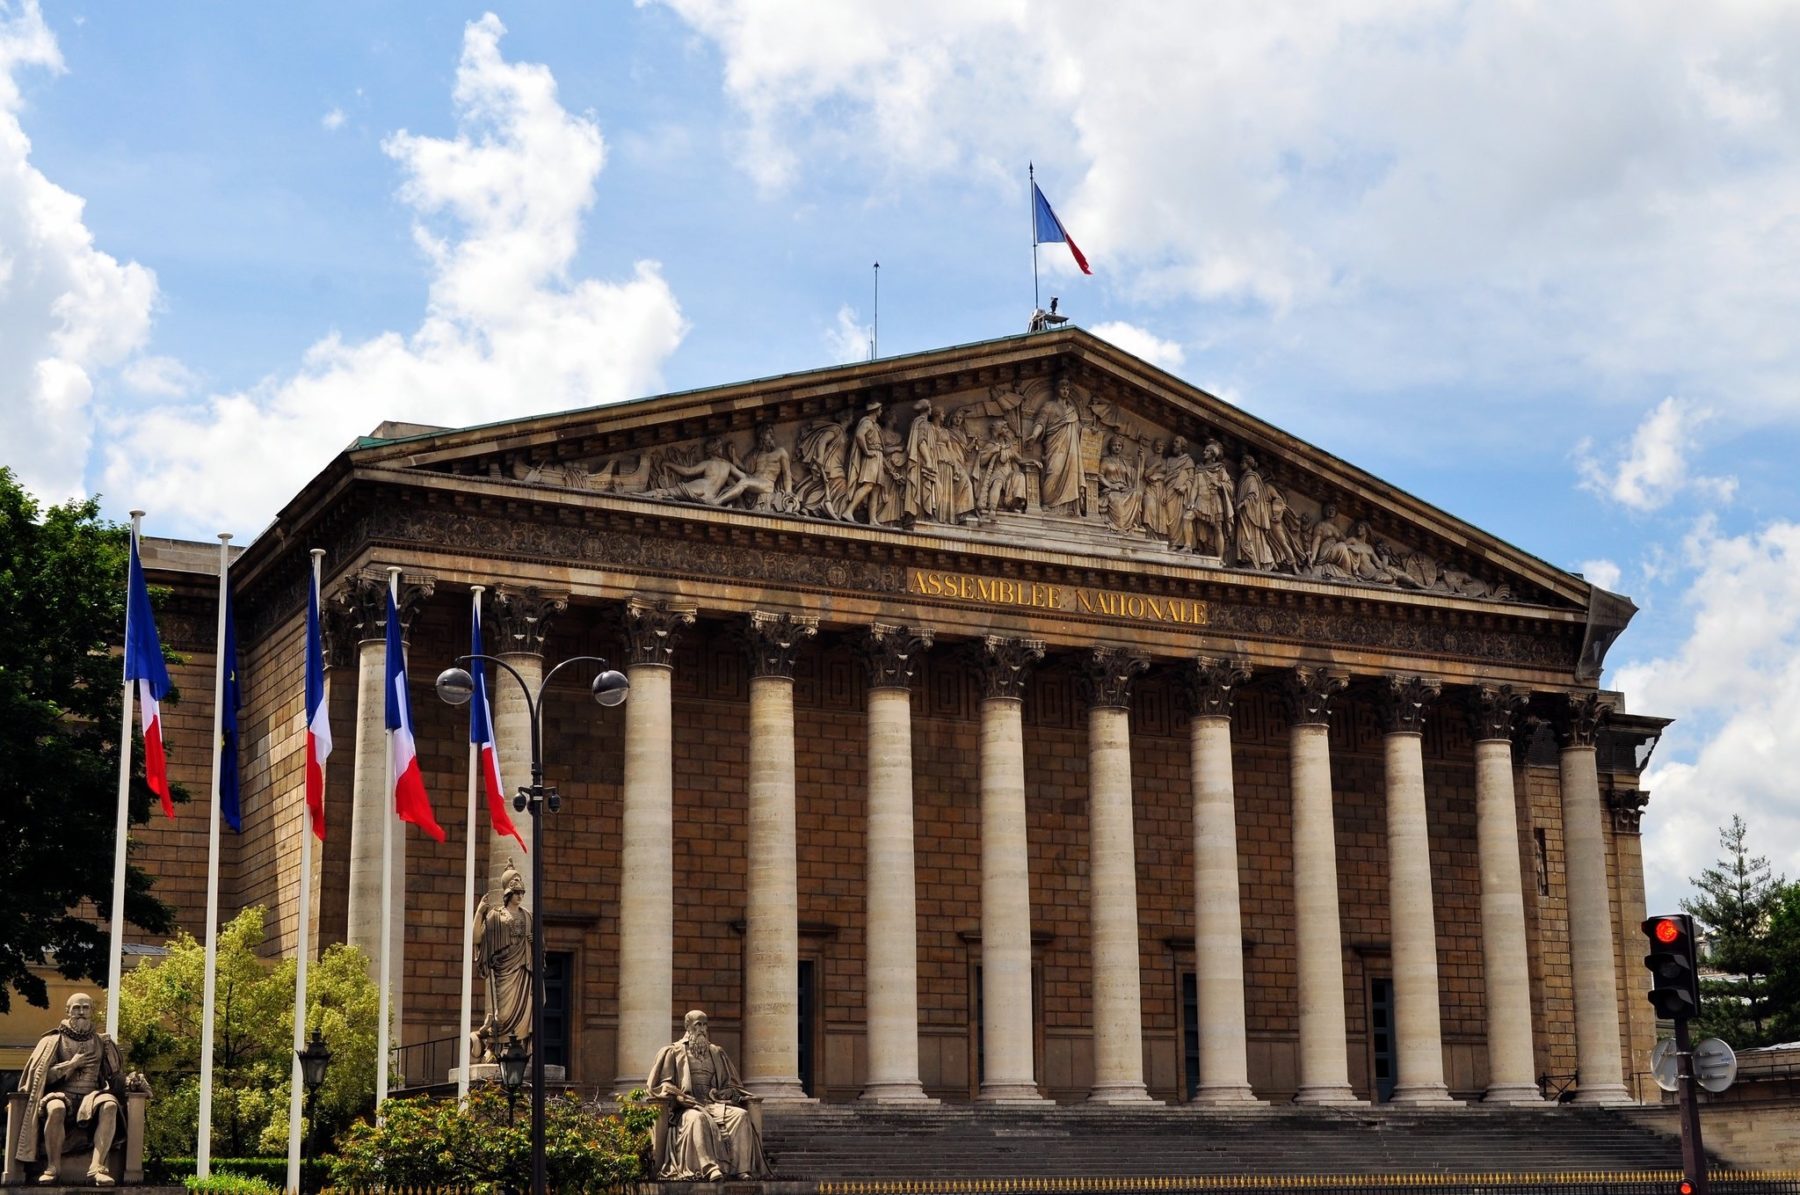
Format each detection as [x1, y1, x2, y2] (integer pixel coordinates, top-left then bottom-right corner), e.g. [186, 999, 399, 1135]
[457, 585, 485, 1101]
[376, 565, 400, 1115]
[286, 549, 325, 1194]
[197, 532, 233, 1177]
[105, 511, 146, 1040]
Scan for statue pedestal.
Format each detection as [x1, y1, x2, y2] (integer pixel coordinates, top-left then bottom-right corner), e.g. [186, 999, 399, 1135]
[449, 1063, 566, 1086]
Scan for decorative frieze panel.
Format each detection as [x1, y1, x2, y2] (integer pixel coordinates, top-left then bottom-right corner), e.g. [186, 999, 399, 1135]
[472, 373, 1517, 602]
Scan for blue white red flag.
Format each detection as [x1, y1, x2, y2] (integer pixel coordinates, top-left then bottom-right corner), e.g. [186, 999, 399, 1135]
[124, 532, 173, 817]
[1032, 181, 1092, 275]
[385, 585, 444, 842]
[220, 583, 243, 833]
[469, 602, 524, 850]
[303, 566, 330, 840]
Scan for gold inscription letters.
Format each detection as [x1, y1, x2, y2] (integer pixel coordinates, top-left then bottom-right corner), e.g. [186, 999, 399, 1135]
[905, 569, 1208, 627]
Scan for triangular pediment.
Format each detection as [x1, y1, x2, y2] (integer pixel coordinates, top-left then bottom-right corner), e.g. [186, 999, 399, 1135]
[349, 330, 1590, 612]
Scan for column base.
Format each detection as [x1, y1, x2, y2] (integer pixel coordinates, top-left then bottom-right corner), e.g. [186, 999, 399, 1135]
[1292, 1084, 1365, 1106]
[1481, 1084, 1551, 1106]
[976, 1083, 1053, 1105]
[1189, 1084, 1262, 1105]
[745, 1078, 816, 1103]
[858, 1082, 938, 1104]
[1571, 1083, 1636, 1106]
[1086, 1082, 1158, 1104]
[1389, 1083, 1458, 1105]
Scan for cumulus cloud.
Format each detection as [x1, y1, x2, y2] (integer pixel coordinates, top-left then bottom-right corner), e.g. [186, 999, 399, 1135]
[0, 0, 157, 502]
[1575, 397, 1737, 511]
[1614, 519, 1800, 908]
[321, 107, 345, 131]
[1088, 321, 1185, 371]
[101, 13, 687, 532]
[656, 1, 1800, 414]
[824, 304, 871, 365]
[1578, 558, 1622, 593]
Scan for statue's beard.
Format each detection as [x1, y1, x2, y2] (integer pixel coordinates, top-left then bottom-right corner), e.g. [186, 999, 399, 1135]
[684, 1027, 710, 1050]
[64, 1016, 93, 1039]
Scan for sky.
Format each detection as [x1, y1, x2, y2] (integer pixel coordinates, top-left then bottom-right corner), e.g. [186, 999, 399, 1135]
[5, 1, 1800, 915]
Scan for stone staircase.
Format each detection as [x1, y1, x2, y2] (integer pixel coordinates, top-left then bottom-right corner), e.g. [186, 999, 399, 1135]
[756, 1103, 1692, 1182]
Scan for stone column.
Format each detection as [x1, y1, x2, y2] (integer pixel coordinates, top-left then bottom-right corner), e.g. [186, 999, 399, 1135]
[1467, 684, 1545, 1105]
[1374, 676, 1454, 1103]
[1280, 665, 1359, 1104]
[741, 611, 818, 1101]
[1179, 657, 1259, 1104]
[1079, 646, 1154, 1103]
[612, 597, 696, 1092]
[485, 587, 566, 891]
[1552, 693, 1632, 1105]
[974, 635, 1049, 1103]
[857, 623, 935, 1102]
[339, 572, 432, 1037]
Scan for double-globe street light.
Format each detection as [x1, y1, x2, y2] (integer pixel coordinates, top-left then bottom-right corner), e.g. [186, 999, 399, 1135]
[437, 652, 629, 1195]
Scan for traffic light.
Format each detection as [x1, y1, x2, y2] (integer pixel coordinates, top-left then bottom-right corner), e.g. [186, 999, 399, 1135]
[1642, 913, 1701, 1020]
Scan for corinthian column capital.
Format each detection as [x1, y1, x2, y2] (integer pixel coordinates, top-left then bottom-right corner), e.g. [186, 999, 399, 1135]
[1279, 664, 1347, 728]
[974, 634, 1045, 701]
[1466, 683, 1527, 743]
[489, 586, 568, 656]
[621, 597, 697, 668]
[1373, 675, 1441, 735]
[335, 569, 434, 642]
[859, 623, 934, 691]
[1078, 646, 1150, 710]
[1550, 691, 1613, 750]
[744, 611, 818, 679]
[1178, 657, 1252, 721]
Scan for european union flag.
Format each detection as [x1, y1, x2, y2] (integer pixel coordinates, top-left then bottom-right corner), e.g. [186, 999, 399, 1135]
[220, 585, 243, 832]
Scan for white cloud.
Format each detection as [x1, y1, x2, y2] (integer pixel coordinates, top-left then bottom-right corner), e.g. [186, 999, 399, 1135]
[824, 303, 870, 365]
[1579, 558, 1622, 593]
[1088, 321, 1185, 371]
[0, 0, 157, 502]
[321, 107, 345, 131]
[121, 355, 197, 398]
[1575, 397, 1737, 511]
[1614, 518, 1800, 908]
[656, 1, 1800, 416]
[101, 13, 687, 532]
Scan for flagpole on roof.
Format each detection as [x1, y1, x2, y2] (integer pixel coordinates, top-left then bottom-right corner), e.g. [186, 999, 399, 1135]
[286, 548, 326, 1194]
[104, 512, 146, 1040]
[1030, 162, 1040, 313]
[457, 585, 486, 1102]
[376, 565, 401, 1117]
[871, 263, 879, 362]
[196, 532, 234, 1177]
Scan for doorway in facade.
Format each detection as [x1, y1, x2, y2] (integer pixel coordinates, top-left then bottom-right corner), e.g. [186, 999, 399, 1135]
[1368, 975, 1396, 1102]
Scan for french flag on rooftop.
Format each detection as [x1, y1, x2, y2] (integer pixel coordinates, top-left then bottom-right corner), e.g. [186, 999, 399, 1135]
[1032, 180, 1091, 275]
[385, 584, 445, 842]
[470, 602, 524, 850]
[303, 564, 330, 840]
[124, 532, 173, 818]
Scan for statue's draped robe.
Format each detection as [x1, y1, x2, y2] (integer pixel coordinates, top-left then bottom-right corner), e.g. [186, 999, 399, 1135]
[476, 900, 533, 1051]
[1234, 466, 1276, 569]
[646, 1041, 771, 1180]
[1034, 398, 1083, 513]
[13, 1027, 123, 1166]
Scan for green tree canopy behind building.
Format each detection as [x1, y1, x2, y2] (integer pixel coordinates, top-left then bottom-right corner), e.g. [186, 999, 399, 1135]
[0, 467, 174, 1012]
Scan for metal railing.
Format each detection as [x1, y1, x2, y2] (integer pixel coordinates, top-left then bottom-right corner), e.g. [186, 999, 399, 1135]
[388, 1035, 461, 1093]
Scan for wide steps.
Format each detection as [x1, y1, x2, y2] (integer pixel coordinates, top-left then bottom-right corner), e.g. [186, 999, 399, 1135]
[757, 1105, 1688, 1180]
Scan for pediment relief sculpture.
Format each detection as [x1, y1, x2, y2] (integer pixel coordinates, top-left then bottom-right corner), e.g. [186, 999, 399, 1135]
[484, 377, 1515, 603]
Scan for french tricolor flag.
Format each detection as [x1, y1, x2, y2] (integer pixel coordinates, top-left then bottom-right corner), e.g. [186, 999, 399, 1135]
[470, 602, 524, 850]
[303, 563, 331, 840]
[125, 533, 173, 817]
[385, 583, 445, 842]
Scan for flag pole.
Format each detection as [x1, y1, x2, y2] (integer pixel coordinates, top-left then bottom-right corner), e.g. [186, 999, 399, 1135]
[287, 549, 325, 1193]
[376, 565, 400, 1116]
[197, 532, 233, 1177]
[457, 585, 486, 1101]
[105, 511, 146, 1040]
[1030, 162, 1040, 313]
[871, 262, 880, 362]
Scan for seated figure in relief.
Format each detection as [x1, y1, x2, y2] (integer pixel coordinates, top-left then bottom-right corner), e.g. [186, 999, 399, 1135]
[645, 1010, 771, 1182]
[13, 993, 126, 1186]
[976, 423, 1029, 514]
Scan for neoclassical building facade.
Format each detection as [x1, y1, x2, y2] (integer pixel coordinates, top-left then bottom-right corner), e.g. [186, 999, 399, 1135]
[137, 328, 1665, 1107]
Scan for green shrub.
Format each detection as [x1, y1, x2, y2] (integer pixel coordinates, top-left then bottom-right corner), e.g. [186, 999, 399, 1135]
[147, 1156, 329, 1191]
[185, 1174, 282, 1195]
[329, 1085, 651, 1194]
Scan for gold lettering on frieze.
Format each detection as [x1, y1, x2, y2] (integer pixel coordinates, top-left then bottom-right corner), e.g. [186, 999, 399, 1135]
[905, 569, 1206, 627]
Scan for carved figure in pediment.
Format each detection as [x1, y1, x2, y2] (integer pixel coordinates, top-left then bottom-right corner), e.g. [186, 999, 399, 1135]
[1233, 453, 1279, 570]
[1310, 518, 1393, 583]
[794, 413, 851, 519]
[646, 438, 749, 506]
[712, 423, 796, 512]
[939, 407, 979, 522]
[902, 400, 942, 528]
[1140, 438, 1173, 539]
[1181, 440, 1232, 557]
[1266, 482, 1305, 571]
[1029, 379, 1086, 516]
[1098, 435, 1146, 534]
[845, 402, 890, 526]
[877, 412, 909, 525]
[975, 422, 1029, 514]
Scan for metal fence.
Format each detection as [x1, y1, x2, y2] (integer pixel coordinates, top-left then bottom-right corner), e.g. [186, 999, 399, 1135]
[816, 1176, 1800, 1195]
[389, 1035, 460, 1093]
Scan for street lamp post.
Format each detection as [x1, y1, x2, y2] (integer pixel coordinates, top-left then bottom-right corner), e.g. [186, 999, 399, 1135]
[497, 1034, 528, 1125]
[437, 653, 629, 1195]
[295, 1028, 331, 1189]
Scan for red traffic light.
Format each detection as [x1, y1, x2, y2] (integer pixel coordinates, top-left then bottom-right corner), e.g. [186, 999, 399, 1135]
[1655, 918, 1682, 945]
[1678, 1181, 1694, 1195]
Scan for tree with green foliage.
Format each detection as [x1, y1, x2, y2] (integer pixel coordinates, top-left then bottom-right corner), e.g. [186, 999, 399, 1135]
[119, 906, 380, 1158]
[1763, 882, 1800, 1045]
[0, 467, 176, 1012]
[1682, 814, 1787, 1044]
